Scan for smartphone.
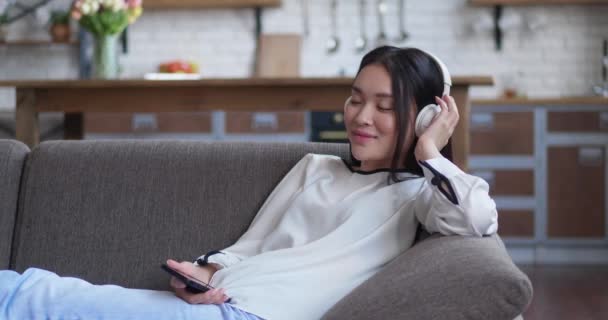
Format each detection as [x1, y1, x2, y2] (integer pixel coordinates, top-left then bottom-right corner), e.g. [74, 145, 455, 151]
[161, 263, 214, 294]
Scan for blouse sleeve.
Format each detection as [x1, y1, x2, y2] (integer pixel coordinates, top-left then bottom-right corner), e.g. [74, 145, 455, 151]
[195, 153, 315, 269]
[413, 156, 498, 237]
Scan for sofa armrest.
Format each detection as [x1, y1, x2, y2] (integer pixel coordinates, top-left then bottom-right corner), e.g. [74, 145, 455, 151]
[0, 140, 29, 269]
[322, 234, 532, 320]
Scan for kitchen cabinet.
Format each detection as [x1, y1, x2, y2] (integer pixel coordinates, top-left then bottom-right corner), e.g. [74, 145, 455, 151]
[470, 0, 608, 5]
[548, 146, 605, 238]
[499, 210, 535, 237]
[470, 112, 534, 155]
[471, 98, 608, 250]
[548, 111, 608, 133]
[490, 170, 535, 196]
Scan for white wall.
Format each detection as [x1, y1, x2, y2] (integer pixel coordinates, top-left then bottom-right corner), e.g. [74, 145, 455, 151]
[1, 0, 607, 110]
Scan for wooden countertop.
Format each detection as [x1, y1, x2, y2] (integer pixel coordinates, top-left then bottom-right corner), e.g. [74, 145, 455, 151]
[0, 76, 494, 88]
[473, 97, 608, 106]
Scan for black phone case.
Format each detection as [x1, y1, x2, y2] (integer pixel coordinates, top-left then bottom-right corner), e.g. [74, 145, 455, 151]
[161, 263, 212, 294]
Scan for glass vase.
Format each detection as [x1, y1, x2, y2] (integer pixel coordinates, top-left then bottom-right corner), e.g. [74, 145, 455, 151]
[92, 34, 119, 79]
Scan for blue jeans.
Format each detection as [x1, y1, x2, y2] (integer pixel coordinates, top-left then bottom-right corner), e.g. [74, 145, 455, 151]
[0, 268, 263, 320]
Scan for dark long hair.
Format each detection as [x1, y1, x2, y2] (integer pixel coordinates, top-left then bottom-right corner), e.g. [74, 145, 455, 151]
[349, 46, 454, 183]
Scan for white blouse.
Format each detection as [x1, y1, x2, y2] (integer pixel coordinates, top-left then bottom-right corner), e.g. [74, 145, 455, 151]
[197, 154, 498, 320]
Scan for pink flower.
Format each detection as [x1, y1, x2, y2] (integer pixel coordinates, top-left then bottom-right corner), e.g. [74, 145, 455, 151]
[72, 0, 84, 9]
[126, 0, 141, 9]
[71, 9, 82, 20]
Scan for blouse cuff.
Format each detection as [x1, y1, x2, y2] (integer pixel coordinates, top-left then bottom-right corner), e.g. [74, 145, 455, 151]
[195, 251, 241, 270]
[419, 156, 464, 205]
[419, 156, 465, 180]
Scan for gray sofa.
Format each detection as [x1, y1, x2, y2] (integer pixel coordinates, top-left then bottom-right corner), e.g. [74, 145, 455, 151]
[0, 139, 532, 319]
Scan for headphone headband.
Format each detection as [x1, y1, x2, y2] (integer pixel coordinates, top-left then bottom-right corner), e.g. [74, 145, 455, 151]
[418, 49, 452, 96]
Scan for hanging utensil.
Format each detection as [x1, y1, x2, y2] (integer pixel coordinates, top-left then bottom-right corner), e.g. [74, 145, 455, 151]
[395, 0, 409, 42]
[301, 0, 310, 38]
[375, 0, 388, 47]
[326, 0, 340, 54]
[354, 0, 368, 53]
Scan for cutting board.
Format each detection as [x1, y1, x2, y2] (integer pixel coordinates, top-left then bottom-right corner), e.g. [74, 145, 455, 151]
[255, 34, 301, 77]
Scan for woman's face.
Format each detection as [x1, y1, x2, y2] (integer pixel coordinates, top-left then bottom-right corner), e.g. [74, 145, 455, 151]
[344, 64, 400, 170]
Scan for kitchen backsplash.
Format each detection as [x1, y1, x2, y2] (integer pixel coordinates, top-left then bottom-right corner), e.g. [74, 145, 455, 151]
[1, 0, 607, 110]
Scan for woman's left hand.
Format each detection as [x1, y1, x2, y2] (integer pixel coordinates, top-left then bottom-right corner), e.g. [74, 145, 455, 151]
[414, 95, 459, 161]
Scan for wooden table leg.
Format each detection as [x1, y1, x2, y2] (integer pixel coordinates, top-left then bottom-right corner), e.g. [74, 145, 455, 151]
[452, 87, 470, 172]
[15, 88, 39, 148]
[64, 112, 84, 140]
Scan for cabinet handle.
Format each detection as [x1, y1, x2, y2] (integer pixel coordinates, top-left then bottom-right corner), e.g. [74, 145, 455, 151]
[471, 113, 494, 131]
[132, 113, 158, 132]
[600, 112, 608, 130]
[252, 112, 278, 130]
[578, 147, 604, 167]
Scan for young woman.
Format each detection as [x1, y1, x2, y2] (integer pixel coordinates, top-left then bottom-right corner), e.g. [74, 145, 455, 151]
[0, 46, 498, 320]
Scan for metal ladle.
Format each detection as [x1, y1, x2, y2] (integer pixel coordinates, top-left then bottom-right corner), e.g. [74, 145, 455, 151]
[354, 0, 367, 53]
[326, 0, 340, 54]
[395, 0, 409, 42]
[375, 0, 388, 47]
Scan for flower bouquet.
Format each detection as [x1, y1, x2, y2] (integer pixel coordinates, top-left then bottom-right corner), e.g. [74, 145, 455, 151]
[71, 0, 143, 78]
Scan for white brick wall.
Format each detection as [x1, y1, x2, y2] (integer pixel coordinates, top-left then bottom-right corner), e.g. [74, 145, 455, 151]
[1, 0, 607, 110]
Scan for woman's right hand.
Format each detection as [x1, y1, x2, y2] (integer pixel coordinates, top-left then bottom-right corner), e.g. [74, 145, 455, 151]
[166, 259, 229, 304]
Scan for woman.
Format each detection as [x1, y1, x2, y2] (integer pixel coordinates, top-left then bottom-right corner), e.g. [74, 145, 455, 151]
[0, 46, 497, 320]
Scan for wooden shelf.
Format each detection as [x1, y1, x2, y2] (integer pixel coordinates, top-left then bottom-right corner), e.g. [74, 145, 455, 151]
[470, 0, 608, 5]
[0, 40, 78, 46]
[145, 0, 281, 9]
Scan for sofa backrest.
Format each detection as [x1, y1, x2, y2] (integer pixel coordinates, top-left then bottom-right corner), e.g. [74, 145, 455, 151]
[0, 140, 29, 269]
[10, 140, 349, 290]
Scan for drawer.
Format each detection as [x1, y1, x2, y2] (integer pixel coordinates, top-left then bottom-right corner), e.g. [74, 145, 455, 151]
[498, 210, 534, 237]
[85, 112, 212, 133]
[548, 146, 605, 238]
[548, 111, 608, 133]
[225, 112, 305, 134]
[470, 112, 534, 155]
[473, 169, 534, 196]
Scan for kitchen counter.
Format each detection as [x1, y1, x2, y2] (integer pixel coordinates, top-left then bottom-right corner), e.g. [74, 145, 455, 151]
[0, 76, 493, 171]
[473, 97, 608, 106]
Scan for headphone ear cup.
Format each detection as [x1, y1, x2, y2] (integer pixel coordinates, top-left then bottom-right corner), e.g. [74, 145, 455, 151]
[415, 104, 441, 137]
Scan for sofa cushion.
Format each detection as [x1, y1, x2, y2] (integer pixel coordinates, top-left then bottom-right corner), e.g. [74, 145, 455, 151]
[0, 140, 29, 269]
[321, 234, 532, 320]
[11, 140, 349, 290]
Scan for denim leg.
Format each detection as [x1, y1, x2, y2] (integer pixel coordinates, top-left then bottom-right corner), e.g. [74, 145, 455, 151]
[0, 268, 262, 320]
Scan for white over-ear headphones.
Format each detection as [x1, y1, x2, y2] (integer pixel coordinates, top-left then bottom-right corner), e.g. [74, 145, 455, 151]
[414, 50, 452, 137]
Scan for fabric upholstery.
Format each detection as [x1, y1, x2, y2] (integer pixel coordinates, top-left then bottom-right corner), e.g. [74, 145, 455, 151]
[11, 140, 349, 290]
[321, 234, 533, 320]
[0, 139, 29, 269]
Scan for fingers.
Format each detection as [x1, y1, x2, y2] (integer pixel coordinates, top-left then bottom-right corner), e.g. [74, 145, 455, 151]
[170, 276, 186, 289]
[174, 287, 230, 305]
[167, 259, 194, 276]
[435, 95, 459, 124]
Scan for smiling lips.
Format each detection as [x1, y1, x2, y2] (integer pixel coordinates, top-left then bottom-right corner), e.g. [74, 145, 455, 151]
[351, 129, 377, 143]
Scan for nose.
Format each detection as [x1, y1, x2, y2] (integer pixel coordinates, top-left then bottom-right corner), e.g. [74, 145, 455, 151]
[353, 103, 374, 126]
